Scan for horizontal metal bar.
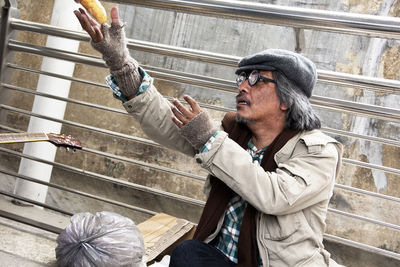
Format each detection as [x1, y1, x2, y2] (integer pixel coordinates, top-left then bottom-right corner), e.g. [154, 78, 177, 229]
[0, 146, 206, 207]
[6, 63, 234, 114]
[0, 203, 67, 235]
[0, 189, 73, 216]
[0, 117, 205, 182]
[8, 41, 400, 122]
[8, 39, 105, 67]
[1, 83, 127, 115]
[311, 96, 400, 123]
[1, 104, 399, 176]
[1, 125, 399, 210]
[328, 208, 400, 232]
[2, 72, 232, 115]
[0, 125, 20, 132]
[144, 64, 236, 91]
[322, 127, 400, 147]
[7, 40, 236, 91]
[10, 18, 239, 66]
[10, 18, 90, 42]
[0, 211, 62, 235]
[10, 18, 400, 94]
[83, 147, 206, 181]
[6, 63, 400, 148]
[2, 179, 398, 259]
[3, 124, 400, 206]
[109, 0, 400, 39]
[3, 82, 399, 150]
[343, 158, 400, 176]
[7, 62, 110, 89]
[1, 178, 398, 259]
[317, 70, 400, 94]
[1, 145, 398, 233]
[142, 67, 400, 124]
[324, 234, 400, 261]
[334, 183, 400, 204]
[1, 128, 399, 233]
[0, 117, 205, 185]
[0, 103, 162, 147]
[0, 168, 157, 216]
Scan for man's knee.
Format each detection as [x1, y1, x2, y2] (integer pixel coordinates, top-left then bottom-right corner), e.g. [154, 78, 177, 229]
[170, 240, 199, 266]
[172, 240, 199, 257]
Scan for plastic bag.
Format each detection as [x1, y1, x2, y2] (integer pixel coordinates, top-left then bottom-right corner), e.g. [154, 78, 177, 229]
[56, 211, 145, 267]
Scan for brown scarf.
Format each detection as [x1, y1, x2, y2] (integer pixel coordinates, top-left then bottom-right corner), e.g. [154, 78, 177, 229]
[193, 112, 300, 266]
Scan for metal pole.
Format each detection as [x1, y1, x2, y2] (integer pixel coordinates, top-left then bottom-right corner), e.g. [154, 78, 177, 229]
[0, 0, 18, 123]
[109, 0, 400, 39]
[13, 0, 82, 205]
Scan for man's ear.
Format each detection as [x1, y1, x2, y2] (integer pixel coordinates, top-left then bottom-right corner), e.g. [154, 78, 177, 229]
[280, 102, 289, 111]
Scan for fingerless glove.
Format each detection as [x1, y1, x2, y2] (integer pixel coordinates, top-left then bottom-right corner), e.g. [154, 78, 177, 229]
[91, 22, 142, 97]
[179, 111, 218, 151]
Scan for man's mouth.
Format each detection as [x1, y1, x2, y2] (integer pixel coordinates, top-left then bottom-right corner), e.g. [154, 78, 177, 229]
[236, 96, 250, 106]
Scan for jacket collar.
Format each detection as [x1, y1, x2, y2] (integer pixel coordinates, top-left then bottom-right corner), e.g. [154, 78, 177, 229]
[274, 129, 341, 164]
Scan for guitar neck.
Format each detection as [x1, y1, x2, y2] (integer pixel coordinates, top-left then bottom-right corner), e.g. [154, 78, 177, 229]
[0, 132, 49, 144]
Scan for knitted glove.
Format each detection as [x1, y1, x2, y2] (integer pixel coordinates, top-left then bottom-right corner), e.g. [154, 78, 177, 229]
[91, 22, 142, 98]
[179, 111, 218, 151]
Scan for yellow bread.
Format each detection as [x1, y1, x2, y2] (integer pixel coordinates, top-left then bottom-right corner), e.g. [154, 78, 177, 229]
[80, 0, 107, 24]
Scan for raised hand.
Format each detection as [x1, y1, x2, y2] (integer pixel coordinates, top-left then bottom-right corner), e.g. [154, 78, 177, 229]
[74, 4, 120, 42]
[171, 96, 217, 151]
[74, 8, 103, 43]
[171, 95, 202, 128]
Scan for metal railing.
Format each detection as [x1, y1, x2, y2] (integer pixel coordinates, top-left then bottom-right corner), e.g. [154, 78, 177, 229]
[110, 0, 400, 39]
[0, 0, 399, 264]
[6, 39, 400, 123]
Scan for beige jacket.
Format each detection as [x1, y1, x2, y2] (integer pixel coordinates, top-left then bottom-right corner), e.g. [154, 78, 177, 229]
[123, 85, 343, 267]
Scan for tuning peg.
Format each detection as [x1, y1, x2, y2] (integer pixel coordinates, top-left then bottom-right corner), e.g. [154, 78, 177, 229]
[66, 147, 70, 152]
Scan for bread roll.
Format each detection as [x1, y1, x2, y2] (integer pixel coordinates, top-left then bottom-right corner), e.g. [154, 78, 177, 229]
[80, 0, 107, 24]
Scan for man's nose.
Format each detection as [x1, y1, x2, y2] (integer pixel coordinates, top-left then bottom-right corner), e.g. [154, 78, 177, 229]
[238, 80, 250, 94]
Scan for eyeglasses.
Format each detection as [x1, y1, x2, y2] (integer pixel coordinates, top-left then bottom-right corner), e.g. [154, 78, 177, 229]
[236, 70, 276, 87]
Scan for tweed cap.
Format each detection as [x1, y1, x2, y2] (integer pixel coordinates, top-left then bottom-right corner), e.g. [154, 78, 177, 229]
[235, 49, 317, 98]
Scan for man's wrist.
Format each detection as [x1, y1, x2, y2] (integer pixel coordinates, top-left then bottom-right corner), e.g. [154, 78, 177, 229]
[179, 111, 217, 151]
[105, 66, 153, 103]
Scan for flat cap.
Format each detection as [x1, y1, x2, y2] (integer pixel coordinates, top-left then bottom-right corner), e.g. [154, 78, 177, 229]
[235, 49, 317, 98]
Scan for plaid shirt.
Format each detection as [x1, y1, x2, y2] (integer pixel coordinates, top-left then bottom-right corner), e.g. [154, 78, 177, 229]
[204, 137, 266, 266]
[105, 66, 152, 102]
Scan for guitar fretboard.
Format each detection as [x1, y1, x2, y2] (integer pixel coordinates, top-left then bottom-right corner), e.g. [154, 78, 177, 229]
[0, 133, 48, 144]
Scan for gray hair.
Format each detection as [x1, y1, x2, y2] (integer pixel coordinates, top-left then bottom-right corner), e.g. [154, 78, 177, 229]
[273, 71, 321, 131]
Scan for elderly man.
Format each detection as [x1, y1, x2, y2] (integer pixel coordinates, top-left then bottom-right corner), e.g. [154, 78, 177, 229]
[74, 5, 343, 267]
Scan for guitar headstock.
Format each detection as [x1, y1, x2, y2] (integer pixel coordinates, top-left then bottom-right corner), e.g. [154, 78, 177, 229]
[47, 133, 82, 150]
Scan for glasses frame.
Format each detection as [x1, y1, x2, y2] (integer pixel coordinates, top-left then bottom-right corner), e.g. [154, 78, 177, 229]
[236, 70, 276, 87]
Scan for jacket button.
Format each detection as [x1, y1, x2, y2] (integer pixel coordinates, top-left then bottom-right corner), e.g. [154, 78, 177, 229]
[127, 105, 133, 109]
[196, 158, 203, 164]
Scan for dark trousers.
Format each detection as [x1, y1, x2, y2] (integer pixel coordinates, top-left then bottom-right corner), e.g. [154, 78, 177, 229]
[169, 240, 236, 267]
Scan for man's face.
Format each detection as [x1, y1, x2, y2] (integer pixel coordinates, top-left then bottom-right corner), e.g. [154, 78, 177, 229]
[236, 70, 286, 125]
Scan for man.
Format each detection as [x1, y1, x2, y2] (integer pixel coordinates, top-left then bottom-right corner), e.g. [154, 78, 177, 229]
[74, 4, 343, 267]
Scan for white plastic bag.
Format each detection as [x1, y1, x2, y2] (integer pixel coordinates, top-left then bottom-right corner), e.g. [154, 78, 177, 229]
[56, 211, 145, 267]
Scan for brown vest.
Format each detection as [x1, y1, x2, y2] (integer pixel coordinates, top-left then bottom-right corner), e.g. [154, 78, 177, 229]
[193, 112, 299, 266]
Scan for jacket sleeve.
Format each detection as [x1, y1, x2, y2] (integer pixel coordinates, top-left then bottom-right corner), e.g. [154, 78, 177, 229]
[194, 131, 342, 216]
[122, 84, 196, 157]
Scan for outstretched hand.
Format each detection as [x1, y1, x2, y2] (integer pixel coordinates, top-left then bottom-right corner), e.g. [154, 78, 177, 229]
[171, 95, 202, 128]
[172, 96, 217, 150]
[74, 5, 120, 43]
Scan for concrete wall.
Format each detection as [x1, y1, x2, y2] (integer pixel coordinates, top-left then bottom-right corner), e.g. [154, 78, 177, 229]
[0, 0, 399, 266]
